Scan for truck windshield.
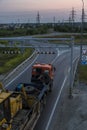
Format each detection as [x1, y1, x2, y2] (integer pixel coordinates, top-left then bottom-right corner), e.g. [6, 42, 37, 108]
[33, 68, 42, 74]
[0, 103, 4, 121]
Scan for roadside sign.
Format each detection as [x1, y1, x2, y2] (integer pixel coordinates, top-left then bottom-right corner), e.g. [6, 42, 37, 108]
[81, 49, 87, 65]
[82, 49, 87, 55]
[81, 60, 87, 65]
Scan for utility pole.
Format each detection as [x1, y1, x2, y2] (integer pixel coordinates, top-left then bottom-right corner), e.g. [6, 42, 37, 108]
[80, 0, 85, 63]
[68, 7, 81, 99]
[69, 37, 74, 99]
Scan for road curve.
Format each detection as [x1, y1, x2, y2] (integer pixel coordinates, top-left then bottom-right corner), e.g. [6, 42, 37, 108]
[5, 41, 80, 130]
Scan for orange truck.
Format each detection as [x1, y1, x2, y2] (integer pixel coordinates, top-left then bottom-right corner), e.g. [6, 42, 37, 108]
[15, 63, 56, 129]
[0, 63, 55, 130]
[31, 63, 55, 92]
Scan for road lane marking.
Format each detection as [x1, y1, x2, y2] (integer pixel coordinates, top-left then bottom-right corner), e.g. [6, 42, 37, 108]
[5, 54, 39, 88]
[45, 75, 68, 130]
[5, 48, 59, 88]
[5, 47, 69, 88]
[51, 49, 70, 64]
[51, 49, 59, 64]
[4, 51, 36, 81]
[45, 56, 79, 130]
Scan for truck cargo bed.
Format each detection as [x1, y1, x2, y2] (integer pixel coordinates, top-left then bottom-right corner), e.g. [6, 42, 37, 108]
[11, 109, 31, 130]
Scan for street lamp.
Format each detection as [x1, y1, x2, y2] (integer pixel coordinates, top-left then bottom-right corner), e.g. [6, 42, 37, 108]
[82, 0, 84, 8]
[80, 0, 85, 63]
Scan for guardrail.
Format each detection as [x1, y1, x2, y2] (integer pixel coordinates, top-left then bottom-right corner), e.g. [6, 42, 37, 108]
[72, 56, 80, 86]
[2, 50, 36, 82]
[0, 37, 73, 41]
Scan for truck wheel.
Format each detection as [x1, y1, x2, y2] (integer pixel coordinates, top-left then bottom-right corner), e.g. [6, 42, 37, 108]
[40, 94, 46, 112]
[40, 102, 43, 113]
[49, 81, 53, 92]
[43, 94, 46, 106]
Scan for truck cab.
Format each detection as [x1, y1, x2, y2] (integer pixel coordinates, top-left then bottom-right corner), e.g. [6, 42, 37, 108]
[31, 63, 55, 91]
[31, 63, 55, 80]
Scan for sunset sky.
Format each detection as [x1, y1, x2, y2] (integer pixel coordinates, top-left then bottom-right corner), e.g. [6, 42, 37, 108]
[0, 0, 87, 12]
[0, 0, 86, 23]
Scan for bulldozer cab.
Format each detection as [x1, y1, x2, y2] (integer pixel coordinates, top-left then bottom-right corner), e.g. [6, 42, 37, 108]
[0, 92, 11, 129]
[0, 98, 11, 122]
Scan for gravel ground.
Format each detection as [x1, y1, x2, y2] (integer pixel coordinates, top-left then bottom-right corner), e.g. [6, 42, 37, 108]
[53, 82, 87, 130]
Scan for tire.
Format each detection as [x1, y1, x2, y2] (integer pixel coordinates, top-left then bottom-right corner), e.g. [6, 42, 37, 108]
[40, 94, 46, 112]
[43, 94, 46, 106]
[49, 80, 53, 92]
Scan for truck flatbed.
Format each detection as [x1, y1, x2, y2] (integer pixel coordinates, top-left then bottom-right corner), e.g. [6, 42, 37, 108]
[11, 109, 31, 130]
[16, 83, 48, 101]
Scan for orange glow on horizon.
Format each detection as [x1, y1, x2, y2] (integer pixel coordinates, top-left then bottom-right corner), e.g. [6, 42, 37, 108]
[0, 0, 87, 12]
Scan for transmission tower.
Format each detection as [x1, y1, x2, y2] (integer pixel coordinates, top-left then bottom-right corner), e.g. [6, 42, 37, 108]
[69, 15, 72, 24]
[71, 7, 76, 23]
[36, 11, 40, 24]
[70, 7, 76, 32]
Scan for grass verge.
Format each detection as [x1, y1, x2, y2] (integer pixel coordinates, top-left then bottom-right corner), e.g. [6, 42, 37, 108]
[0, 48, 33, 74]
[78, 65, 87, 83]
[37, 34, 87, 45]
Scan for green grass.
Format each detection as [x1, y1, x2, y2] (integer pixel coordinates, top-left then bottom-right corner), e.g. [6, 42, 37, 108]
[38, 34, 87, 45]
[78, 65, 87, 83]
[0, 27, 48, 37]
[0, 48, 33, 74]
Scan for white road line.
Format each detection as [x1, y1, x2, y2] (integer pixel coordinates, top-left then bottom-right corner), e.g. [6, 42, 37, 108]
[5, 54, 39, 88]
[5, 48, 59, 88]
[45, 75, 68, 130]
[5, 47, 68, 88]
[45, 56, 79, 130]
[51, 49, 70, 64]
[4, 51, 36, 81]
[51, 49, 59, 64]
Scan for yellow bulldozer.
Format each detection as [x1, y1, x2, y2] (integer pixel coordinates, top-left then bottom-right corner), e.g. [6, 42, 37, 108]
[0, 63, 55, 130]
[0, 82, 40, 130]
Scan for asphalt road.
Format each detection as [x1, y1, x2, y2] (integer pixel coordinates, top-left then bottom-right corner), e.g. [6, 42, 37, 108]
[34, 48, 79, 130]
[5, 41, 80, 130]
